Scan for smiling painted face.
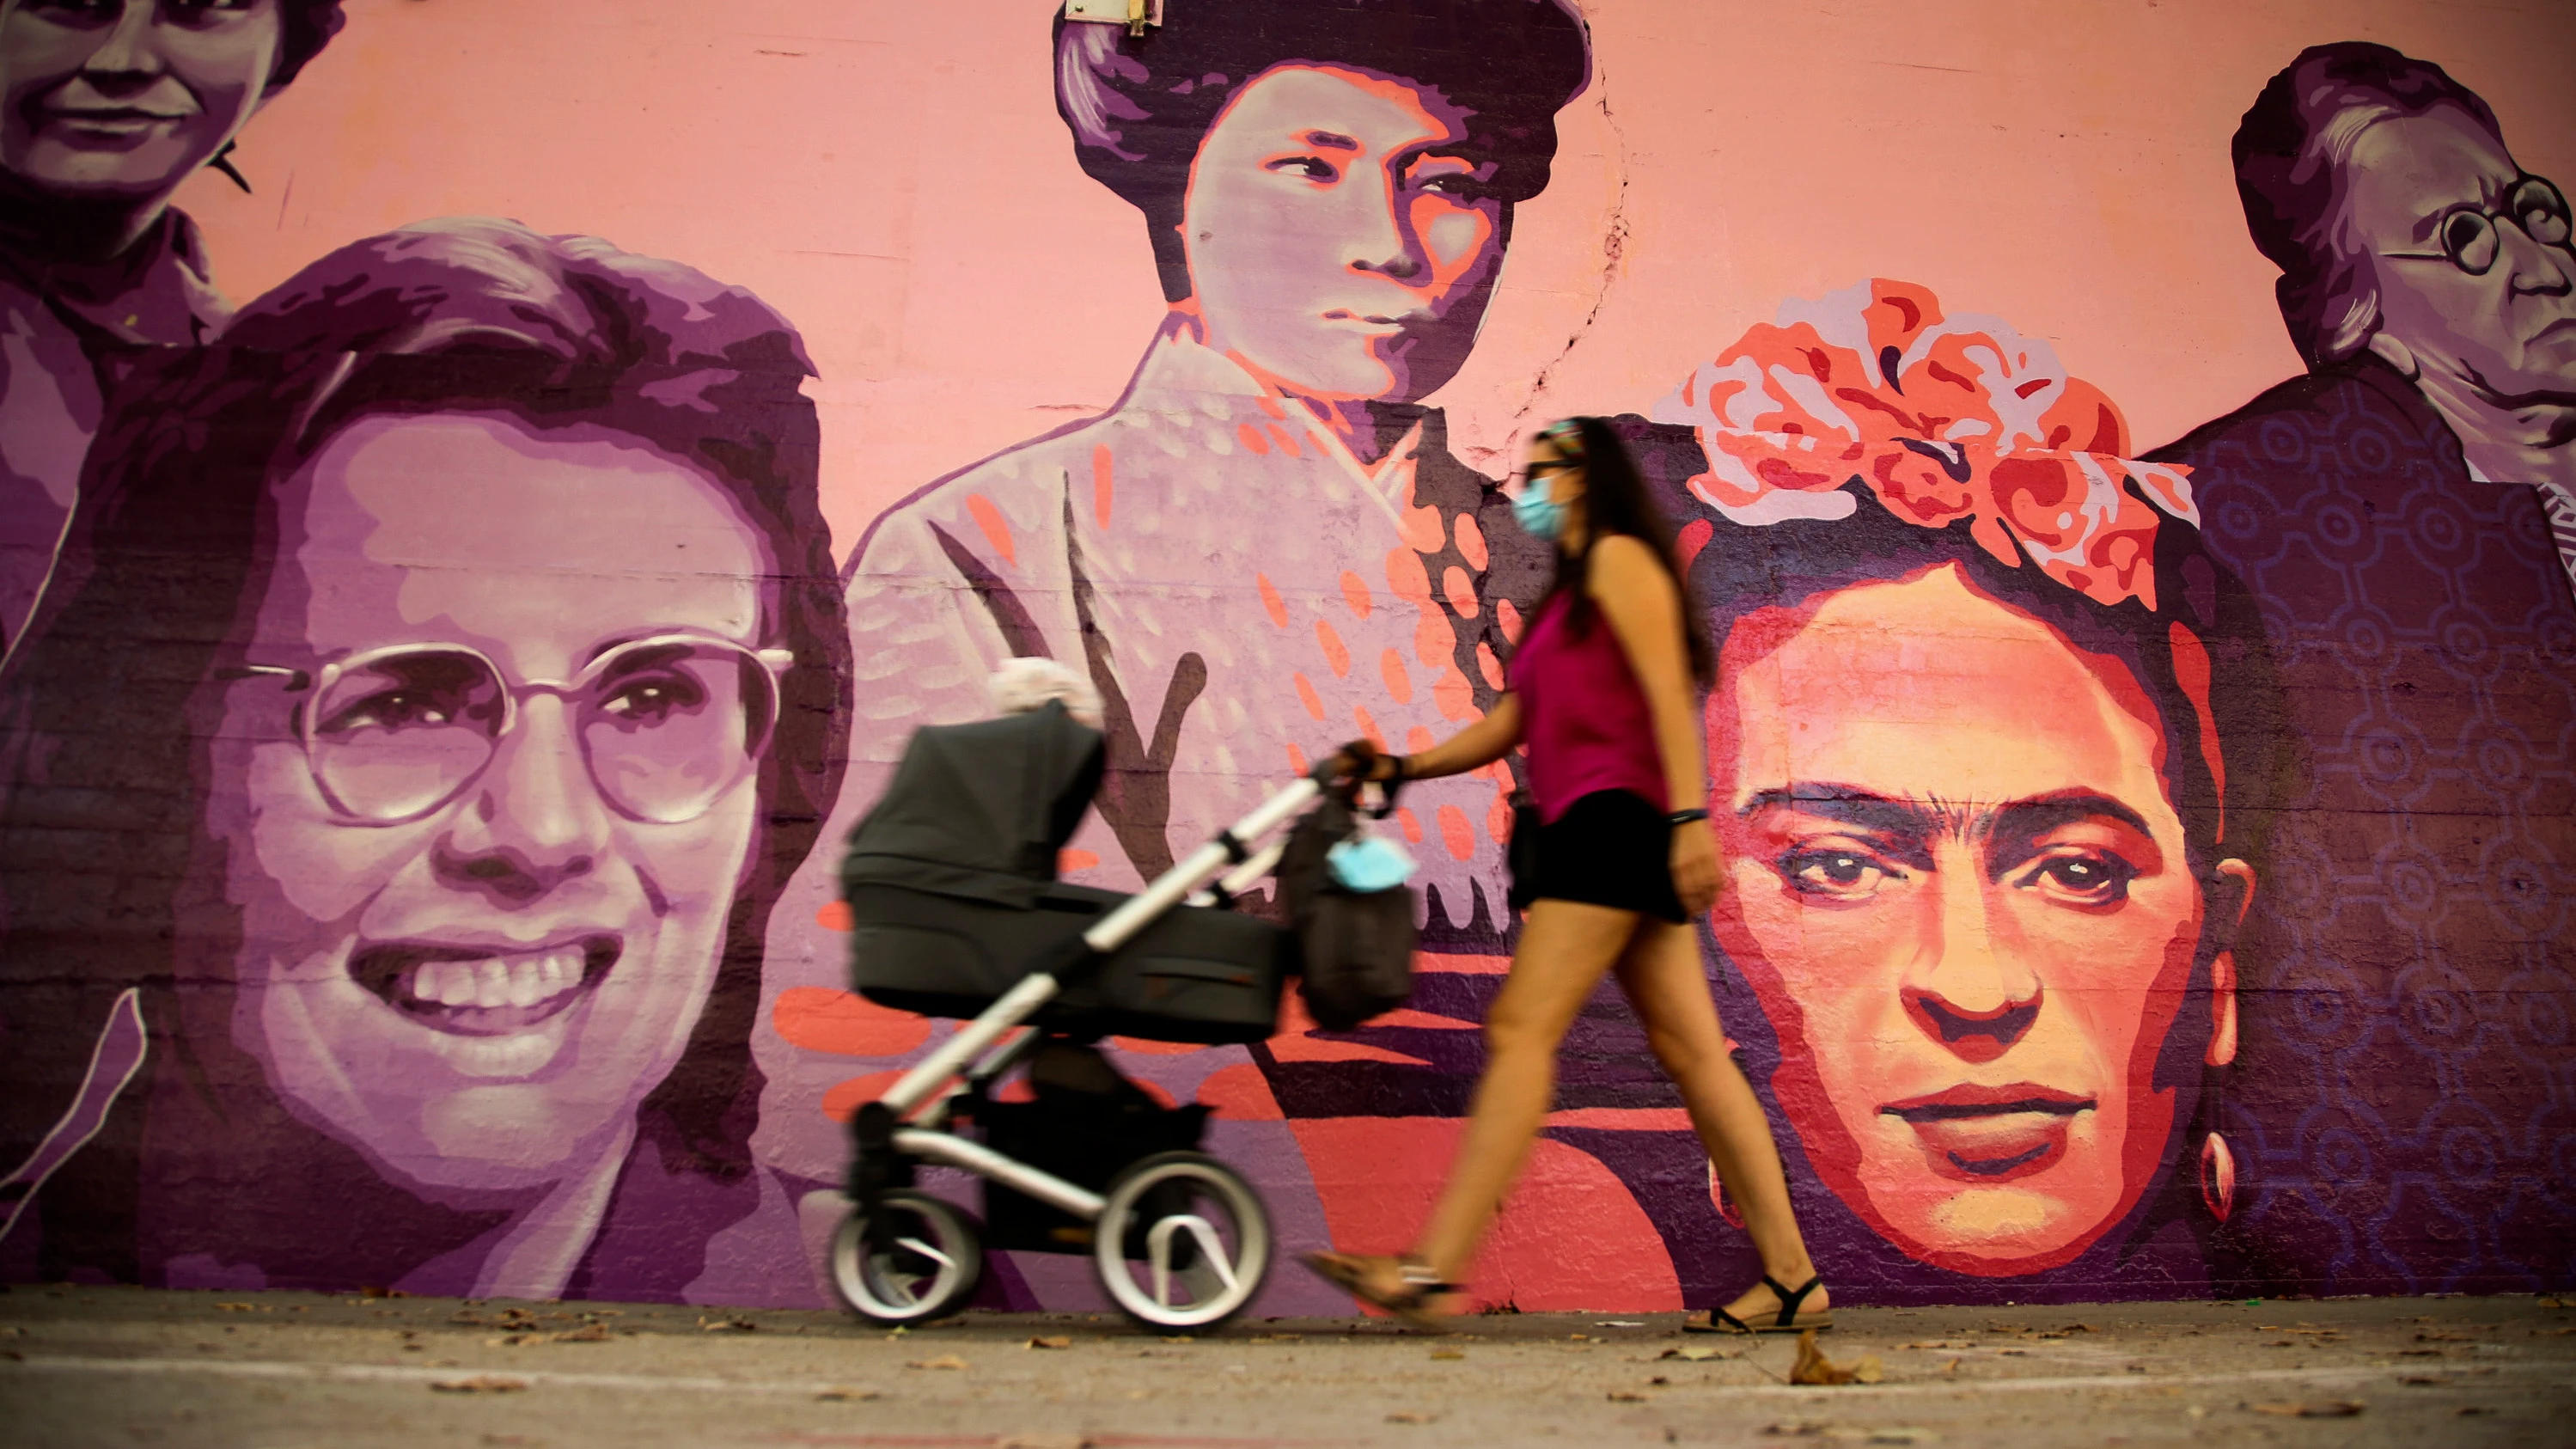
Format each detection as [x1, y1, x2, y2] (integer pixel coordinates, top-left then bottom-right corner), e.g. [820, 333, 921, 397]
[2347, 105, 2576, 402]
[1181, 62, 1508, 407]
[203, 413, 773, 1195]
[1706, 565, 2247, 1275]
[0, 0, 281, 202]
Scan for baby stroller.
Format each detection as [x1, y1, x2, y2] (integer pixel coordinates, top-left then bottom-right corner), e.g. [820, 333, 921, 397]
[825, 700, 1325, 1332]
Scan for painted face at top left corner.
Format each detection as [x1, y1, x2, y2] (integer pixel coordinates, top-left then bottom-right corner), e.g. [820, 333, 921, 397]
[1181, 62, 1510, 407]
[0, 0, 282, 202]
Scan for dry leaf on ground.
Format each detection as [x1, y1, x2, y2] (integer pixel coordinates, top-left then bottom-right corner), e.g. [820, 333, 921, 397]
[2251, 1401, 2365, 1418]
[906, 1354, 970, 1371]
[430, 1376, 528, 1394]
[1429, 1349, 1464, 1360]
[1659, 1345, 1726, 1361]
[697, 1317, 756, 1332]
[1385, 1411, 1438, 1424]
[814, 1385, 882, 1402]
[1789, 1330, 1883, 1386]
[1025, 1336, 1072, 1350]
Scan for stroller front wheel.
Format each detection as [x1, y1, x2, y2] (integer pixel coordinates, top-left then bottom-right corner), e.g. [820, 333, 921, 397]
[827, 1191, 985, 1325]
[1091, 1151, 1271, 1332]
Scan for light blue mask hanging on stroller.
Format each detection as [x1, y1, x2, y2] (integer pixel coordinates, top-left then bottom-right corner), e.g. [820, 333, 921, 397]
[1327, 833, 1419, 893]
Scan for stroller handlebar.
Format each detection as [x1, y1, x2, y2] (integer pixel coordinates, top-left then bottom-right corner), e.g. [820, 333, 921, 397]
[1083, 776, 1322, 955]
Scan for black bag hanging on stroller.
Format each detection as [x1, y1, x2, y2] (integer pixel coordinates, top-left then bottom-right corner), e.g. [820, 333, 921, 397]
[1275, 782, 1417, 1031]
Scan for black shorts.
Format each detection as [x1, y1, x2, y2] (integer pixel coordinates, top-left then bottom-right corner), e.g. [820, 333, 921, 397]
[1527, 789, 1687, 924]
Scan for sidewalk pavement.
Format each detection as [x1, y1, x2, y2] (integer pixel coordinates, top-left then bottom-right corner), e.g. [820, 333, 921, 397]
[3, 1286, 2570, 1447]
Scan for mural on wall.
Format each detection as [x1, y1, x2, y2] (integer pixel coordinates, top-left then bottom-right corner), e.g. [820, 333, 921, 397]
[2150, 43, 2576, 1294]
[1, 2, 2569, 1310]
[1, 217, 845, 1299]
[1651, 280, 2275, 1296]
[0, 0, 344, 655]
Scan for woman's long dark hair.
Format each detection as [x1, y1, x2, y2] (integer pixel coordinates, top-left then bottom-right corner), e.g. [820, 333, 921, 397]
[1537, 416, 1715, 685]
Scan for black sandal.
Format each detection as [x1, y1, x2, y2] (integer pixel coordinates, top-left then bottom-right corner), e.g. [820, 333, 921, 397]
[1302, 1251, 1462, 1329]
[1685, 1274, 1831, 1335]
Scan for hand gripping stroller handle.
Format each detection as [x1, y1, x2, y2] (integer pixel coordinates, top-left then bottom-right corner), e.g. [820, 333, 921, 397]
[1311, 744, 1403, 819]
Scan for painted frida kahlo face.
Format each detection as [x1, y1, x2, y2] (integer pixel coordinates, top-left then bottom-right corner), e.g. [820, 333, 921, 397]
[1181, 62, 1508, 407]
[1705, 565, 2248, 1276]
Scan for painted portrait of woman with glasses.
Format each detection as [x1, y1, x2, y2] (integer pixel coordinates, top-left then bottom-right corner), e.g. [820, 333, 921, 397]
[2178, 41, 2576, 591]
[0, 217, 850, 1299]
[2140, 44, 2576, 1296]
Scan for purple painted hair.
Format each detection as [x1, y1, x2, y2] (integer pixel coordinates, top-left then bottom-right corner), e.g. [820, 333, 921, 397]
[1054, 0, 1591, 302]
[2233, 42, 2510, 366]
[271, 0, 346, 90]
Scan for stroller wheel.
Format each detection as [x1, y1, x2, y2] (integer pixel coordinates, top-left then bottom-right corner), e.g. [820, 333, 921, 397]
[827, 1191, 985, 1325]
[1091, 1152, 1271, 1332]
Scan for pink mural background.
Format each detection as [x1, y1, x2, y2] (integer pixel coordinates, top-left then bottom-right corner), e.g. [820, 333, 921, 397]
[171, 0, 2576, 555]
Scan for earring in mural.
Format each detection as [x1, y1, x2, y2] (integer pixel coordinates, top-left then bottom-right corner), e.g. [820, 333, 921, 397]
[2199, 1131, 2237, 1223]
[210, 141, 252, 194]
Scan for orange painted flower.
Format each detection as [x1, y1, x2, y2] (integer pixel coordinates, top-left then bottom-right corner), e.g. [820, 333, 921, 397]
[1652, 279, 2196, 609]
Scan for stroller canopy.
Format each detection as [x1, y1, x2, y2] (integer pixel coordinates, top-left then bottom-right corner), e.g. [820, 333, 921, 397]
[840, 700, 1107, 908]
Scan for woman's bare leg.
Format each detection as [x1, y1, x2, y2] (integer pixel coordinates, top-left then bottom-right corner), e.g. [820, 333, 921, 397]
[1410, 899, 1640, 1286]
[1613, 919, 1828, 1324]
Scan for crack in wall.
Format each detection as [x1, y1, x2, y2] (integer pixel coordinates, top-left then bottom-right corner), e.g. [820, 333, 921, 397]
[1502, 75, 1633, 454]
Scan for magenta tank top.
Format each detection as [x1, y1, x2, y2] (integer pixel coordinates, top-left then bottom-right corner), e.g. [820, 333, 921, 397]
[1506, 590, 1668, 823]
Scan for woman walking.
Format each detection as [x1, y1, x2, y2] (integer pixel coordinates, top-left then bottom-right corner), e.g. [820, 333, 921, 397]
[1304, 417, 1828, 1334]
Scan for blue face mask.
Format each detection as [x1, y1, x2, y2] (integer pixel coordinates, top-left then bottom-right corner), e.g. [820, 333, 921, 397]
[1512, 474, 1565, 541]
[1327, 835, 1418, 894]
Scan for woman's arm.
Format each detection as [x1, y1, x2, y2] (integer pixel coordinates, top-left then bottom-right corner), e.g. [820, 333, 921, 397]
[1403, 693, 1523, 780]
[1330, 694, 1522, 784]
[1587, 534, 1717, 912]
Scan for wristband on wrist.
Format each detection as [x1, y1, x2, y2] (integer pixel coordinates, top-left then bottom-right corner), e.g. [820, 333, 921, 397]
[1666, 807, 1710, 826]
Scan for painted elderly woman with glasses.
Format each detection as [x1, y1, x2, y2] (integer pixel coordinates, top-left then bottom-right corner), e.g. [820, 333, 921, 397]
[2145, 44, 2576, 1296]
[0, 218, 850, 1300]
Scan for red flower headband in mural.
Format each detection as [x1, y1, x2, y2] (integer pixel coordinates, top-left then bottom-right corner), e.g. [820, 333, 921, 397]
[1651, 279, 2197, 610]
